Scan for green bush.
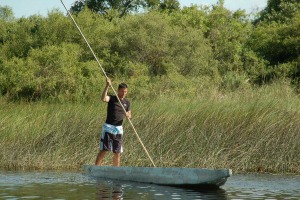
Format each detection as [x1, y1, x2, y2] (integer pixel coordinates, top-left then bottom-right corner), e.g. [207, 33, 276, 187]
[0, 1, 299, 101]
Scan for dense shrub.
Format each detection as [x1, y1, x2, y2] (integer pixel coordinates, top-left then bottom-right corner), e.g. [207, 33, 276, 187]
[0, 0, 299, 101]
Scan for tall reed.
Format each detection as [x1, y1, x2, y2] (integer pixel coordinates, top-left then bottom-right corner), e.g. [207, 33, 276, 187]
[1, 82, 299, 174]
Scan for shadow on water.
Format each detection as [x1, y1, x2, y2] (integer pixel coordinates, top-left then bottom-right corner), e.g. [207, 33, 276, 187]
[95, 178, 228, 200]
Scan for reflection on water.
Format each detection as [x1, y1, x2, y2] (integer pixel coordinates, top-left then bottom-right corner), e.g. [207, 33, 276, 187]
[0, 171, 299, 200]
[0, 171, 98, 199]
[223, 174, 300, 200]
[95, 179, 227, 199]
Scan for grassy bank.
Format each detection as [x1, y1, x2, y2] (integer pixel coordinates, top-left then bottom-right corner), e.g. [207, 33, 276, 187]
[1, 82, 300, 174]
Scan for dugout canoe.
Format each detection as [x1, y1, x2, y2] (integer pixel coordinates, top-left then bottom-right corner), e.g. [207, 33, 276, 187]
[83, 165, 232, 188]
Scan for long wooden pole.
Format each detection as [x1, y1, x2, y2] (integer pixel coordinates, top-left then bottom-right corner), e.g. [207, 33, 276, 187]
[60, 0, 156, 167]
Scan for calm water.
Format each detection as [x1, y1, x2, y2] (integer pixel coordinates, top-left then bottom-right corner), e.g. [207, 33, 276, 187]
[0, 170, 299, 200]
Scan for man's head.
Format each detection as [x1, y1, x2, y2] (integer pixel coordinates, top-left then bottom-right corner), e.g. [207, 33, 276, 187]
[117, 83, 128, 99]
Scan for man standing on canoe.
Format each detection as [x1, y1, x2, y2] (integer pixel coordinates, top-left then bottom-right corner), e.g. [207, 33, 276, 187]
[95, 78, 131, 166]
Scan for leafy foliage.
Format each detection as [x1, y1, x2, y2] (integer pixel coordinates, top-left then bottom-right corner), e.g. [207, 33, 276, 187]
[70, 0, 181, 17]
[249, 0, 300, 83]
[0, 1, 299, 101]
[256, 0, 300, 23]
[0, 5, 14, 21]
[70, 0, 150, 18]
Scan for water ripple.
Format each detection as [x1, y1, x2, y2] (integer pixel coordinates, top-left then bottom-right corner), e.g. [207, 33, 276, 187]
[0, 171, 299, 200]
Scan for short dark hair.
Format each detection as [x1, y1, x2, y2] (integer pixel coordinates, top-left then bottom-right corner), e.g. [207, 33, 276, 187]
[118, 83, 128, 89]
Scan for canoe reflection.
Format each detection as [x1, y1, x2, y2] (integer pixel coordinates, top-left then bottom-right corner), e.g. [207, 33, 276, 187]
[96, 178, 228, 200]
[97, 179, 123, 200]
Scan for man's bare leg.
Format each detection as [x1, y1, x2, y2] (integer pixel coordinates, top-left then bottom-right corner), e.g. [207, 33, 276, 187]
[113, 153, 121, 166]
[95, 151, 106, 166]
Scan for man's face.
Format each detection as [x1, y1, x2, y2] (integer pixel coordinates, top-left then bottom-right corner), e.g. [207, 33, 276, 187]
[118, 88, 128, 99]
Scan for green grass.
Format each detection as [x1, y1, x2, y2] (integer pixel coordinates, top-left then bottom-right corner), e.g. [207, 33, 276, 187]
[1, 82, 300, 174]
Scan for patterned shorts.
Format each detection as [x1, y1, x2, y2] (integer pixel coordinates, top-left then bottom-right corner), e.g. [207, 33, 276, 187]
[99, 124, 123, 153]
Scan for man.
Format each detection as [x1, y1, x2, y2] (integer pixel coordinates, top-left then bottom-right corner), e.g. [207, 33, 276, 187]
[95, 78, 131, 166]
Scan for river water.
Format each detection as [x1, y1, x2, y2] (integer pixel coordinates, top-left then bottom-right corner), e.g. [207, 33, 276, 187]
[0, 170, 299, 200]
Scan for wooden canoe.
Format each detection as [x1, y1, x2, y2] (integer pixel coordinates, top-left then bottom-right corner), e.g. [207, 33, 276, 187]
[83, 165, 232, 188]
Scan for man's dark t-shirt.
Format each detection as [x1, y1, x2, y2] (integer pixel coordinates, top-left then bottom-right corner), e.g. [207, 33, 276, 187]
[105, 95, 130, 126]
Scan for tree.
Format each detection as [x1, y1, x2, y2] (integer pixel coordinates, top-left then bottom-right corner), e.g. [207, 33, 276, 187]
[251, 0, 300, 64]
[109, 11, 213, 77]
[205, 1, 253, 74]
[70, 0, 148, 17]
[149, 0, 180, 13]
[70, 0, 180, 17]
[249, 0, 300, 83]
[255, 0, 300, 23]
[0, 5, 14, 21]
